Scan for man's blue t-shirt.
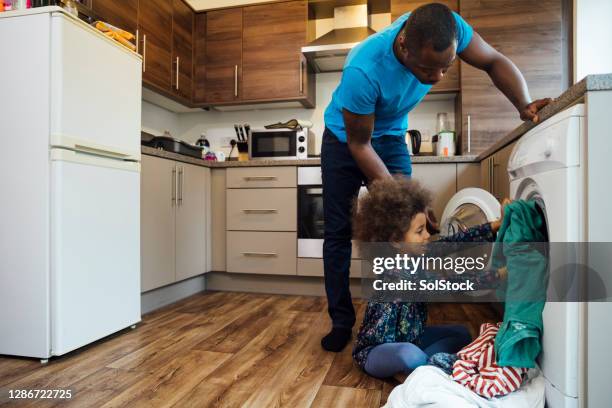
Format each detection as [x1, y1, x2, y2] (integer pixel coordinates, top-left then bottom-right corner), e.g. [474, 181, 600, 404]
[324, 12, 473, 142]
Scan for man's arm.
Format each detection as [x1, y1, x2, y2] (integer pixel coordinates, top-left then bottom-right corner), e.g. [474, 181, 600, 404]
[459, 32, 552, 123]
[342, 108, 391, 181]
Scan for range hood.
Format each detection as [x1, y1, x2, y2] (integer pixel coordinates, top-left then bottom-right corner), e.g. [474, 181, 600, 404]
[302, 4, 377, 73]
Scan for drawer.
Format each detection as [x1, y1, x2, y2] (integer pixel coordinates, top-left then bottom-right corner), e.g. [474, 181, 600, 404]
[297, 258, 362, 278]
[227, 188, 296, 231]
[226, 167, 296, 188]
[227, 231, 296, 275]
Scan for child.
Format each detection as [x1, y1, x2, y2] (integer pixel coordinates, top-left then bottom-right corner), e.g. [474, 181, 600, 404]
[352, 177, 503, 379]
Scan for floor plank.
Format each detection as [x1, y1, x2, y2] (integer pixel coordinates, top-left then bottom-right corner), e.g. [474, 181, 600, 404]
[311, 385, 381, 408]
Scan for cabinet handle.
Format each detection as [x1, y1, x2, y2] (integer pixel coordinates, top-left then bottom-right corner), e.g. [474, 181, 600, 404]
[467, 114, 471, 153]
[489, 157, 494, 194]
[234, 65, 238, 97]
[175, 56, 180, 90]
[243, 176, 277, 181]
[242, 252, 277, 258]
[178, 166, 184, 205]
[142, 34, 147, 73]
[241, 209, 278, 214]
[171, 167, 177, 205]
[299, 58, 304, 94]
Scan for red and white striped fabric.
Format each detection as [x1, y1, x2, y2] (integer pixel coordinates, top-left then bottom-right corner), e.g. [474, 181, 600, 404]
[451, 322, 528, 399]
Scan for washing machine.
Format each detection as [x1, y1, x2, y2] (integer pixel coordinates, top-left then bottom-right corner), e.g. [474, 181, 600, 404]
[440, 104, 587, 408]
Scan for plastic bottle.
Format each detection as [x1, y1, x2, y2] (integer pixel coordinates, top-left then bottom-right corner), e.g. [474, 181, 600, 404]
[3, 0, 13, 12]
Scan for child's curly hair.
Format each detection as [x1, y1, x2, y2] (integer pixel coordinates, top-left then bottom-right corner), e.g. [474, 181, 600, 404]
[353, 177, 434, 243]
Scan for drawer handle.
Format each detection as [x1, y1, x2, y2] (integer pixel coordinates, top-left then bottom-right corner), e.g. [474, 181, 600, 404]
[242, 252, 278, 258]
[243, 176, 277, 181]
[242, 209, 278, 214]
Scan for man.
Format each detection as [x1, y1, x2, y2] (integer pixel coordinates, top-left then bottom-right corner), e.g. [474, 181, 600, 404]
[321, 3, 551, 352]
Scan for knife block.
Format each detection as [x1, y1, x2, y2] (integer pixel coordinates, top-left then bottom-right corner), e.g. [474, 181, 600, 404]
[237, 141, 249, 162]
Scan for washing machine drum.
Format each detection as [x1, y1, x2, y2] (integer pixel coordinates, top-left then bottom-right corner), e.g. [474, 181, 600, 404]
[440, 188, 501, 237]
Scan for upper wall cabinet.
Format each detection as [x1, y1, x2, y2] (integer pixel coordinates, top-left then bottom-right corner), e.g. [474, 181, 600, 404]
[172, 0, 194, 102]
[242, 0, 313, 105]
[197, 0, 315, 108]
[390, 0, 460, 93]
[193, 13, 207, 104]
[92, 0, 138, 35]
[138, 0, 174, 92]
[204, 8, 244, 104]
[459, 0, 565, 154]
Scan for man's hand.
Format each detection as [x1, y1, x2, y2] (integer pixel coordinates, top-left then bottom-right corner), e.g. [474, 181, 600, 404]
[519, 98, 553, 123]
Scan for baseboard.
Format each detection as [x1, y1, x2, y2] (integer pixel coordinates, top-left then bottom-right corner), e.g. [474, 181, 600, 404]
[205, 271, 364, 298]
[141, 275, 207, 314]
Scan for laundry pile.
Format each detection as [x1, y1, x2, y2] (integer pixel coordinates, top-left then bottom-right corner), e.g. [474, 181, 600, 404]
[384, 200, 549, 407]
[452, 323, 528, 398]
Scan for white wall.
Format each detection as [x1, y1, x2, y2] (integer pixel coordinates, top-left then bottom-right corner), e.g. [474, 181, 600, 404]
[574, 0, 612, 82]
[141, 101, 181, 137]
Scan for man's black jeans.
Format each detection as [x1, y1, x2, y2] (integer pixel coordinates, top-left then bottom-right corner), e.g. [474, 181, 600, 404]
[321, 128, 412, 330]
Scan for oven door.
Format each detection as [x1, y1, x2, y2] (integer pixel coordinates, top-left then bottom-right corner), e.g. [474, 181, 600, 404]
[298, 184, 324, 257]
[249, 130, 297, 160]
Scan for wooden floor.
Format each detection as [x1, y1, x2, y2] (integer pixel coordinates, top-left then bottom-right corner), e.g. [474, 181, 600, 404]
[0, 292, 500, 408]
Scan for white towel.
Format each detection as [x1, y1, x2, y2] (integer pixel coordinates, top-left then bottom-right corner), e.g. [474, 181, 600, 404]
[383, 366, 544, 408]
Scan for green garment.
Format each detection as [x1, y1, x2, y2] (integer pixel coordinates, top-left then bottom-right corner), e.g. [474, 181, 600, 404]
[492, 200, 548, 368]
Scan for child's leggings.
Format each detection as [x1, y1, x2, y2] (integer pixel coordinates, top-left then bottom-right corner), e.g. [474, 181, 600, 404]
[364, 324, 471, 378]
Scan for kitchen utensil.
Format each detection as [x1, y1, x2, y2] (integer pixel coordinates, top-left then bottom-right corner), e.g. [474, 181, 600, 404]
[234, 124, 242, 141]
[436, 131, 456, 157]
[436, 112, 450, 133]
[243, 124, 251, 141]
[406, 129, 421, 155]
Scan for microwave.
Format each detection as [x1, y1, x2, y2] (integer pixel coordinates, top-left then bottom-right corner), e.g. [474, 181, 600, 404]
[248, 128, 311, 160]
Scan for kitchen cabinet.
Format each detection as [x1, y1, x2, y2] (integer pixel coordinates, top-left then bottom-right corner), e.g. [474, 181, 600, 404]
[138, 0, 173, 93]
[141, 155, 176, 292]
[225, 166, 297, 276]
[412, 163, 457, 222]
[141, 155, 211, 292]
[390, 0, 460, 93]
[459, 0, 565, 154]
[205, 8, 243, 104]
[480, 141, 515, 200]
[193, 12, 207, 104]
[171, 0, 194, 102]
[227, 231, 297, 275]
[457, 163, 481, 190]
[200, 1, 315, 108]
[211, 169, 226, 271]
[242, 0, 314, 106]
[175, 162, 210, 281]
[92, 0, 138, 35]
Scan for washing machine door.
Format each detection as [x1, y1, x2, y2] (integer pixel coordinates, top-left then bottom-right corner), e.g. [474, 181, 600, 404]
[439, 188, 501, 237]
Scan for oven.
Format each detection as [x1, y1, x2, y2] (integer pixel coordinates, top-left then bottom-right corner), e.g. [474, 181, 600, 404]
[298, 166, 366, 258]
[249, 128, 309, 160]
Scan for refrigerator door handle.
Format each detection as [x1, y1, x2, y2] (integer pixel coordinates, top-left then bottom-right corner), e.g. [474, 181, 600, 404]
[51, 134, 140, 162]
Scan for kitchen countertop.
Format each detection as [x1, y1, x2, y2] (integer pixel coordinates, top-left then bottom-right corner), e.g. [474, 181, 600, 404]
[476, 73, 612, 160]
[141, 145, 479, 167]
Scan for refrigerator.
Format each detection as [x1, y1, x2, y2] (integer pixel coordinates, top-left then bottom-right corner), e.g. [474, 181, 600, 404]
[0, 7, 142, 359]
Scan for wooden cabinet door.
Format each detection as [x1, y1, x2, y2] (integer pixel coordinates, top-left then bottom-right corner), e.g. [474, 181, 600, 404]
[206, 8, 243, 104]
[492, 142, 515, 201]
[175, 163, 210, 281]
[193, 12, 206, 104]
[460, 0, 564, 154]
[92, 0, 138, 35]
[139, 0, 173, 92]
[242, 0, 308, 101]
[390, 0, 460, 93]
[172, 0, 194, 101]
[141, 156, 176, 292]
